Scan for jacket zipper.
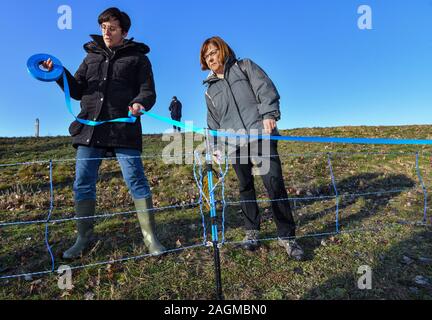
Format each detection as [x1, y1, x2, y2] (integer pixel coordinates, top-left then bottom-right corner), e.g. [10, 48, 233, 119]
[224, 78, 248, 132]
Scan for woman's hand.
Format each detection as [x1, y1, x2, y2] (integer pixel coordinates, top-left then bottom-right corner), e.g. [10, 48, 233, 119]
[41, 58, 53, 72]
[263, 118, 276, 134]
[129, 103, 145, 116]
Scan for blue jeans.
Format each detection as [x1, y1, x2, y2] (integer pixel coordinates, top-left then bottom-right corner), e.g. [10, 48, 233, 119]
[74, 146, 151, 202]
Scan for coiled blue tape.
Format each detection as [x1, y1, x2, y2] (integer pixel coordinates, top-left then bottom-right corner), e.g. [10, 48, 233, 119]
[27, 54, 64, 82]
[27, 53, 137, 126]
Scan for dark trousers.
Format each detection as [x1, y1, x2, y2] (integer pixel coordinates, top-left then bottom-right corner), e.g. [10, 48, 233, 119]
[231, 140, 296, 237]
[172, 117, 181, 132]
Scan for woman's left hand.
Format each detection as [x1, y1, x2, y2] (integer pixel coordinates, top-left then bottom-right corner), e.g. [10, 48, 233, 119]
[263, 119, 276, 134]
[129, 103, 145, 117]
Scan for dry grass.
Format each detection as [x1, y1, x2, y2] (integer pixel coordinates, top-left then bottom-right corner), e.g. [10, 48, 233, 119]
[1, 125, 432, 300]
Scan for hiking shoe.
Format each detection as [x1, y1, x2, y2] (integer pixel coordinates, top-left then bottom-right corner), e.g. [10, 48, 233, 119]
[242, 230, 260, 251]
[278, 238, 304, 261]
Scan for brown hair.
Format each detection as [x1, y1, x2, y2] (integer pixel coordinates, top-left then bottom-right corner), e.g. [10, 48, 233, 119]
[200, 36, 236, 71]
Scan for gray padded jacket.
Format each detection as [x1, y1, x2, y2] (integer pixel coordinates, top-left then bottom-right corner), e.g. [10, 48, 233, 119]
[204, 55, 281, 135]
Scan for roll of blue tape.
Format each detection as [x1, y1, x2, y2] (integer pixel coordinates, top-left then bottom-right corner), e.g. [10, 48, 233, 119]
[27, 53, 137, 126]
[27, 54, 64, 82]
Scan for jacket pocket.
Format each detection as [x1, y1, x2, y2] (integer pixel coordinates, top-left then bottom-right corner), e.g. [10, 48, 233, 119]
[69, 120, 84, 137]
[113, 59, 136, 82]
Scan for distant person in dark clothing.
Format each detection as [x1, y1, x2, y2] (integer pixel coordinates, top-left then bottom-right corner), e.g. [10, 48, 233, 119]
[169, 96, 182, 132]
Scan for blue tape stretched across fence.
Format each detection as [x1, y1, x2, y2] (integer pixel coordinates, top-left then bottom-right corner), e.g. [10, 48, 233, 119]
[142, 111, 432, 145]
[27, 54, 432, 146]
[211, 131, 432, 145]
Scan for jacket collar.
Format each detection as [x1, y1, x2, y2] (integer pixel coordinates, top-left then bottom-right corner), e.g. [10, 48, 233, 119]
[83, 34, 150, 56]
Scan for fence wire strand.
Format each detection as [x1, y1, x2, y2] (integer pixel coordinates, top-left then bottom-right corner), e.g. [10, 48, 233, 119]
[0, 149, 431, 281]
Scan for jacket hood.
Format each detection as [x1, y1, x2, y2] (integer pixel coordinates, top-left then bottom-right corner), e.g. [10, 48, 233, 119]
[83, 34, 150, 55]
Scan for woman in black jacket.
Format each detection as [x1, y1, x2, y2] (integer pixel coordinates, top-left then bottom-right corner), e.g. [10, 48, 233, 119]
[200, 36, 304, 260]
[43, 7, 165, 259]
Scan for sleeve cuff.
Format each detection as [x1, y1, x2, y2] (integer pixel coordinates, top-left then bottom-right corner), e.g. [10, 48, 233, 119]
[263, 111, 281, 121]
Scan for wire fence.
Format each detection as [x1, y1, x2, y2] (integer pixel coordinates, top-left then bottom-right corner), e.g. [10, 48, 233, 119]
[0, 148, 431, 285]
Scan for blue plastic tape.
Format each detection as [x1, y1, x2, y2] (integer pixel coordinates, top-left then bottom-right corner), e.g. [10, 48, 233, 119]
[210, 131, 432, 145]
[139, 111, 432, 145]
[28, 55, 432, 145]
[27, 53, 137, 126]
[27, 54, 64, 82]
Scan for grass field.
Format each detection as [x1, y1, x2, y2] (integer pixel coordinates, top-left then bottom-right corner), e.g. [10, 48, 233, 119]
[1, 125, 432, 300]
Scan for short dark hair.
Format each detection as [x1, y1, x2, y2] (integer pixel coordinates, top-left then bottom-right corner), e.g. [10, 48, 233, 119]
[98, 7, 131, 33]
[173, 96, 177, 100]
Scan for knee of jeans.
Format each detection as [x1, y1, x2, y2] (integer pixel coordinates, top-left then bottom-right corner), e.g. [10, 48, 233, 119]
[74, 175, 96, 189]
[127, 174, 149, 188]
[126, 177, 150, 198]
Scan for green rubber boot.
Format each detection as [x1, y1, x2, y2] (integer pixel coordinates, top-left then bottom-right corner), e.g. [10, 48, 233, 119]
[63, 199, 96, 259]
[134, 197, 166, 255]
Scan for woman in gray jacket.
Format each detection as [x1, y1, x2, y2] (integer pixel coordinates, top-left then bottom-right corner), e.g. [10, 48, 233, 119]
[200, 36, 303, 260]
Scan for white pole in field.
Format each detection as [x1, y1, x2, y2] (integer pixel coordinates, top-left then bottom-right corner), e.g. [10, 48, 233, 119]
[35, 118, 40, 138]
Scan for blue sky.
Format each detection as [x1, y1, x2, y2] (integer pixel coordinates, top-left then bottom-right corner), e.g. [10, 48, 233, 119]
[0, 0, 431, 137]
